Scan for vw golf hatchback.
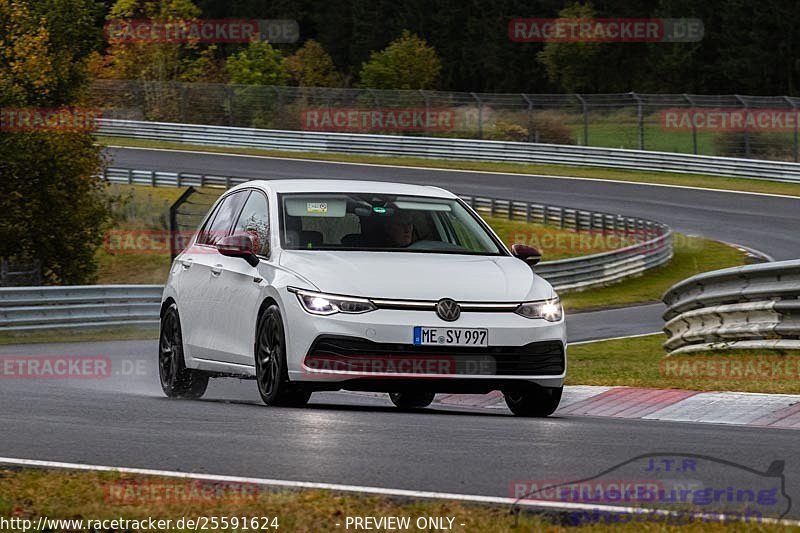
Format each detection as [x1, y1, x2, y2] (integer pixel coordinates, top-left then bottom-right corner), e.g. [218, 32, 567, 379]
[159, 180, 566, 416]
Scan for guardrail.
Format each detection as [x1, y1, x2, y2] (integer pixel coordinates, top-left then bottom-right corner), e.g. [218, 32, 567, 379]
[662, 260, 800, 354]
[99, 119, 800, 182]
[0, 285, 162, 332]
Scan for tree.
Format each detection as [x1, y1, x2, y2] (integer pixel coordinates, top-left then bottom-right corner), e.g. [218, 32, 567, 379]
[97, 0, 211, 82]
[358, 30, 441, 90]
[286, 39, 340, 87]
[535, 3, 606, 93]
[226, 41, 289, 85]
[0, 0, 110, 284]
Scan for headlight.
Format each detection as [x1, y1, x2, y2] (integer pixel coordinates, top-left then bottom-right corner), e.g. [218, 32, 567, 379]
[291, 288, 376, 315]
[515, 297, 563, 322]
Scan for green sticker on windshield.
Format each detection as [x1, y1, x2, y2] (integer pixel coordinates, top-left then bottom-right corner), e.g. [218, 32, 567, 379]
[373, 206, 387, 214]
[307, 202, 328, 213]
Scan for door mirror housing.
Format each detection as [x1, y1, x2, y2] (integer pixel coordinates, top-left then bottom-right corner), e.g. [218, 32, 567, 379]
[218, 234, 260, 267]
[511, 244, 541, 266]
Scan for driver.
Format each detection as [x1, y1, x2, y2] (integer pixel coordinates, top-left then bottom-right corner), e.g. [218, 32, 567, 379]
[385, 210, 414, 247]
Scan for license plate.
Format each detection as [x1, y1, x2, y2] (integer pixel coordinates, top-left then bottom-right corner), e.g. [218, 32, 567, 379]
[413, 326, 488, 347]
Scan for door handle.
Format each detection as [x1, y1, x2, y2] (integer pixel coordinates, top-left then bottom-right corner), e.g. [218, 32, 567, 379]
[210, 264, 223, 276]
[180, 258, 193, 269]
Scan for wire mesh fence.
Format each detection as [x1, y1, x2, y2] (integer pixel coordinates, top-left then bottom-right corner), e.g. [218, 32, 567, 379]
[90, 80, 800, 162]
[0, 258, 41, 287]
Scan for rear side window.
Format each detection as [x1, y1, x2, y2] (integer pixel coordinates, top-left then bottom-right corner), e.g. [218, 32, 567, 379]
[198, 191, 248, 246]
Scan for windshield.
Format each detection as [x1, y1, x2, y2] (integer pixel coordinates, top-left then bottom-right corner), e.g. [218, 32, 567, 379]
[279, 193, 505, 255]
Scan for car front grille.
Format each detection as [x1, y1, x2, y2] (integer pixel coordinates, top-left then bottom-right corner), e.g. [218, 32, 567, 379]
[303, 335, 564, 376]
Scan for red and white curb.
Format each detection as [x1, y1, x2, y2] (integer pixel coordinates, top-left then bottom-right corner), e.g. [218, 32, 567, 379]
[432, 386, 800, 429]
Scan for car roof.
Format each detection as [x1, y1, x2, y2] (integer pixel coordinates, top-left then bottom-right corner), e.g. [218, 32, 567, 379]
[231, 179, 458, 199]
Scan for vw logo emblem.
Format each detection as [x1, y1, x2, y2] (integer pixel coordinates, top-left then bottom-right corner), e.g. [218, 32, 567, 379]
[436, 298, 461, 322]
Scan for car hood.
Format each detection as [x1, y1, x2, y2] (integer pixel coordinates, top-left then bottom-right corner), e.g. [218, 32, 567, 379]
[278, 250, 555, 301]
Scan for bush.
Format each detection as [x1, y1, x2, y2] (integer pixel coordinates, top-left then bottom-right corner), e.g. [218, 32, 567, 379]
[487, 112, 574, 144]
[713, 131, 796, 161]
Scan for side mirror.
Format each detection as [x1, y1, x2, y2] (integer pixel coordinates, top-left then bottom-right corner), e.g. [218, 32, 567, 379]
[218, 234, 260, 267]
[511, 244, 541, 266]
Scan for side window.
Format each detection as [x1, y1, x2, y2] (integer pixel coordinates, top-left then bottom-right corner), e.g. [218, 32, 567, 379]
[196, 203, 222, 246]
[447, 212, 484, 252]
[199, 191, 248, 246]
[233, 191, 270, 255]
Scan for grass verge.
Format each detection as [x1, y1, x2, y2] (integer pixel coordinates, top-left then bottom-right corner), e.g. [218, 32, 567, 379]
[569, 334, 800, 394]
[0, 325, 157, 346]
[561, 235, 748, 312]
[98, 135, 800, 198]
[0, 468, 788, 532]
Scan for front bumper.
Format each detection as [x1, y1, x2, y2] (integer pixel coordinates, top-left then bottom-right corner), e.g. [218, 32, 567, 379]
[284, 294, 567, 389]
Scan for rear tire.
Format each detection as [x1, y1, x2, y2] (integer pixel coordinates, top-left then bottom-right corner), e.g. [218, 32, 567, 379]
[503, 385, 562, 417]
[255, 305, 311, 407]
[158, 304, 209, 399]
[389, 391, 436, 410]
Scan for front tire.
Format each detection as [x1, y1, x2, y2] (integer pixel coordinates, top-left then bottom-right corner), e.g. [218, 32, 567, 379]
[158, 304, 209, 399]
[255, 305, 311, 407]
[503, 385, 562, 417]
[389, 391, 436, 410]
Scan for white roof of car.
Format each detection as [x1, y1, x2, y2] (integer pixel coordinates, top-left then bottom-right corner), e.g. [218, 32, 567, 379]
[235, 179, 457, 199]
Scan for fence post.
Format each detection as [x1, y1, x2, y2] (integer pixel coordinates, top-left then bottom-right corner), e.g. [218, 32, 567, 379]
[226, 86, 235, 126]
[632, 92, 644, 150]
[784, 96, 798, 162]
[471, 92, 483, 139]
[683, 94, 698, 155]
[0, 258, 6, 285]
[522, 94, 534, 142]
[419, 89, 430, 115]
[575, 94, 588, 145]
[179, 83, 188, 123]
[735, 94, 750, 158]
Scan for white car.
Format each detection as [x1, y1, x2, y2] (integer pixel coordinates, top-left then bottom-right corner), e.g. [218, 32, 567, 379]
[159, 179, 566, 416]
